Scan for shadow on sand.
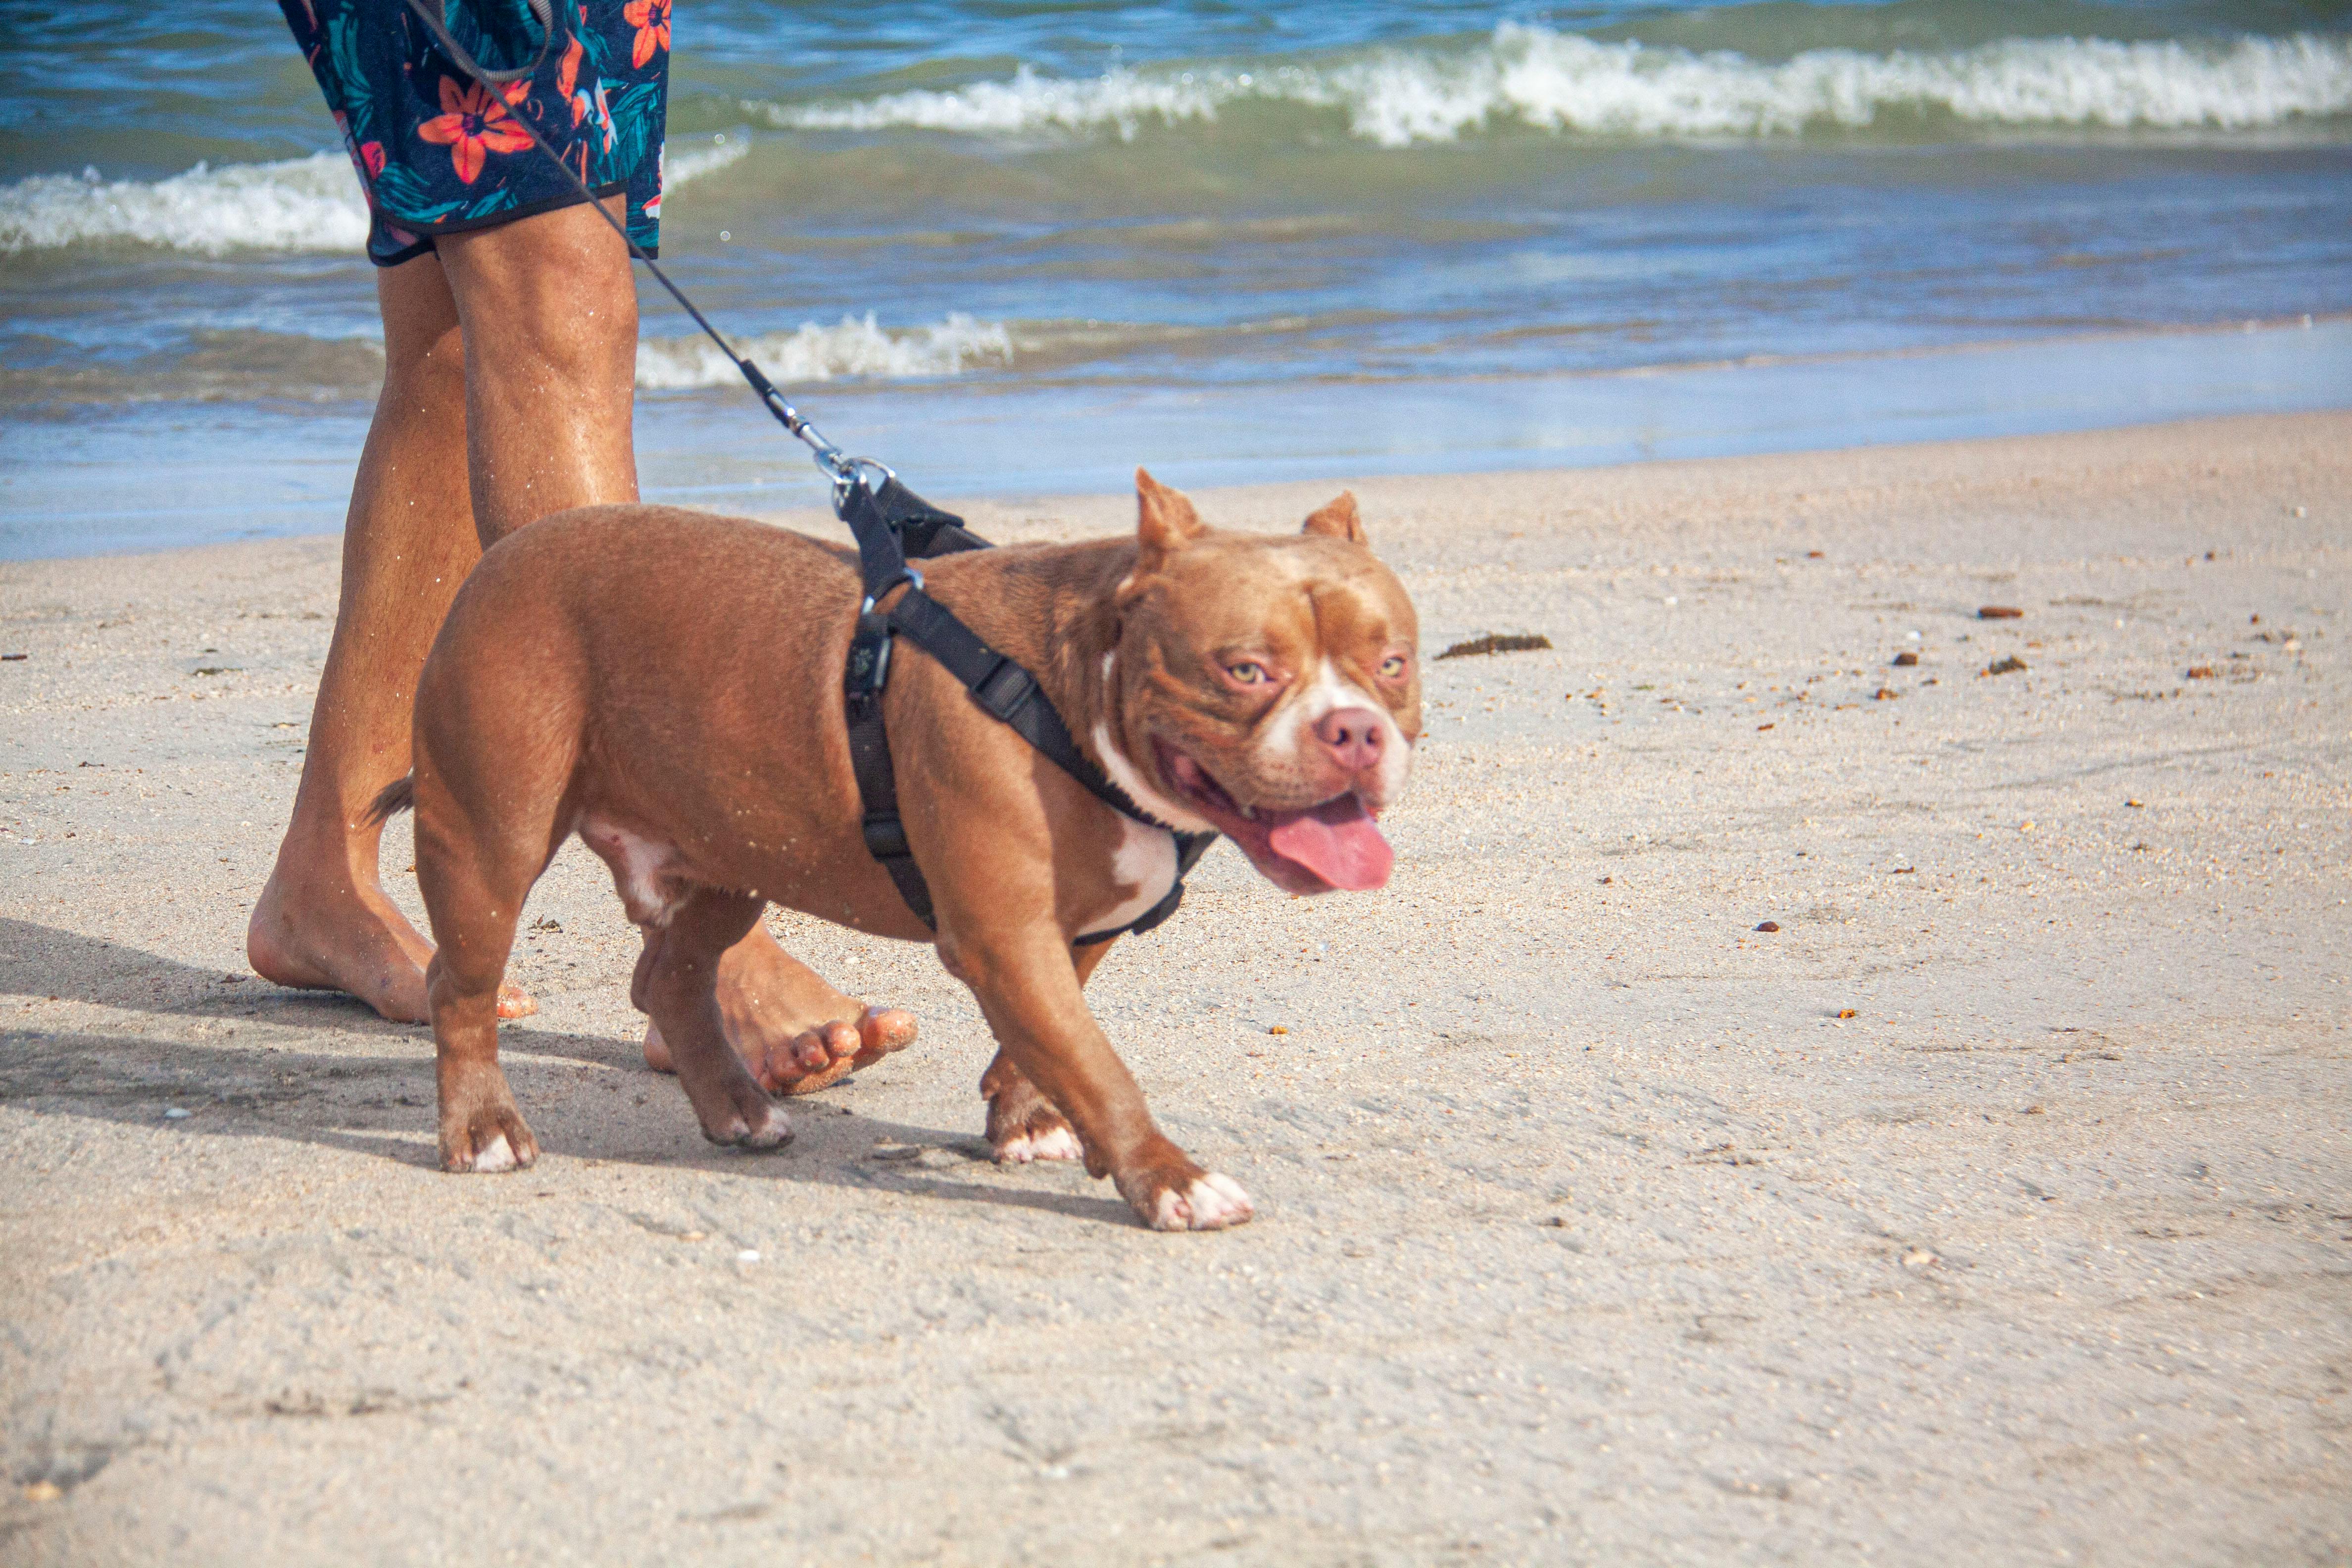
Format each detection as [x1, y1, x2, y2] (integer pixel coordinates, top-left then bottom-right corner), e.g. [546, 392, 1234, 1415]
[0, 917, 1134, 1228]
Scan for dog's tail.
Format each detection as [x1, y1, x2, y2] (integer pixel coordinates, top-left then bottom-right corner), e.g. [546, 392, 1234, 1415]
[363, 774, 416, 827]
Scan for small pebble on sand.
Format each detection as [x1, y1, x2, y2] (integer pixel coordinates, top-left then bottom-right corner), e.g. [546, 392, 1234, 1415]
[1837, 1009, 1858, 1019]
[1268, 1025, 1288, 1035]
[163, 1108, 190, 1120]
[1755, 921, 1780, 932]
[2185, 665, 2216, 679]
[1986, 655, 2028, 676]
[1979, 606, 2024, 619]
[1873, 687, 1898, 700]
[1892, 651, 1919, 666]
[1902, 1248, 1937, 1270]
[22, 1481, 61, 1503]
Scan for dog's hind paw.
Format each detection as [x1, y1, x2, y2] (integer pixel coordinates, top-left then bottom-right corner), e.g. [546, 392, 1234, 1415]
[440, 1102, 539, 1175]
[698, 1093, 793, 1152]
[1149, 1173, 1255, 1232]
[471, 1133, 520, 1173]
[984, 1063, 1082, 1164]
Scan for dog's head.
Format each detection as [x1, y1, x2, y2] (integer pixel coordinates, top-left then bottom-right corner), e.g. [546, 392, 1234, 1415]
[1097, 469, 1421, 895]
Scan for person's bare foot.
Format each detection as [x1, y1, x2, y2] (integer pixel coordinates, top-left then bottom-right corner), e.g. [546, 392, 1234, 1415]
[246, 860, 535, 1024]
[641, 920, 916, 1092]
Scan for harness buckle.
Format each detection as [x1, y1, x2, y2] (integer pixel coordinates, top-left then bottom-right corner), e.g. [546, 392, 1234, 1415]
[971, 655, 1036, 722]
[844, 610, 893, 700]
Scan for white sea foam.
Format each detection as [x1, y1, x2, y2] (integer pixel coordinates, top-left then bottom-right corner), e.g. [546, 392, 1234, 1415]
[779, 64, 1227, 139]
[634, 312, 1013, 389]
[763, 27, 2352, 147]
[0, 132, 748, 256]
[1360, 25, 2352, 145]
[663, 131, 750, 187]
[0, 152, 370, 257]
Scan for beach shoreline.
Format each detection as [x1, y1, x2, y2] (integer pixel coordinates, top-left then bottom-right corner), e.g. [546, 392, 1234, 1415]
[3, 413, 2348, 1563]
[8, 316, 2350, 562]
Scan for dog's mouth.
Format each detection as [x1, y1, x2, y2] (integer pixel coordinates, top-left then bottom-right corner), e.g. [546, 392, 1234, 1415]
[1157, 743, 1393, 895]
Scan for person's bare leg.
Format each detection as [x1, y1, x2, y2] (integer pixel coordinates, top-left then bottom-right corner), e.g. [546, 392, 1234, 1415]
[434, 196, 640, 544]
[246, 255, 486, 1022]
[251, 196, 906, 1050]
[249, 198, 637, 1020]
[440, 204, 932, 1080]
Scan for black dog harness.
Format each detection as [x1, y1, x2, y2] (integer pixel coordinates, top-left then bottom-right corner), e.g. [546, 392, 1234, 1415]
[837, 473, 1216, 945]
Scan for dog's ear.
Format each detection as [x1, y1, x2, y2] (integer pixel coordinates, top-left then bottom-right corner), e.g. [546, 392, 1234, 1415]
[1133, 467, 1206, 577]
[1302, 491, 1367, 545]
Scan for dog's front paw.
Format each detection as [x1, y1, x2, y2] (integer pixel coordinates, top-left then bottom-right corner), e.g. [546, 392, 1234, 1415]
[1120, 1166, 1254, 1232]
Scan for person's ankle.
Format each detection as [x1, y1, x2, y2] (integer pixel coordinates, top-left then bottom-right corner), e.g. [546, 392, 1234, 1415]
[256, 830, 390, 912]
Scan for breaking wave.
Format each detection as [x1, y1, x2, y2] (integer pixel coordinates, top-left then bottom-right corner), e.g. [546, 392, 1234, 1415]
[634, 312, 1014, 388]
[0, 132, 747, 257]
[0, 153, 369, 257]
[765, 25, 2352, 146]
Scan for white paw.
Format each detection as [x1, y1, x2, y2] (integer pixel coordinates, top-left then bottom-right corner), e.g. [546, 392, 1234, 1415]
[999, 1125, 1083, 1164]
[740, 1102, 793, 1151]
[472, 1134, 517, 1174]
[1150, 1173, 1255, 1232]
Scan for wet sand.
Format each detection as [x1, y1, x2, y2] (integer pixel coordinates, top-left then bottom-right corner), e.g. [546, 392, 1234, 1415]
[2, 412, 2347, 1565]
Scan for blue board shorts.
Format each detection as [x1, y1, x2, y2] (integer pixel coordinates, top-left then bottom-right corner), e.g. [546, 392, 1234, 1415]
[280, 0, 669, 266]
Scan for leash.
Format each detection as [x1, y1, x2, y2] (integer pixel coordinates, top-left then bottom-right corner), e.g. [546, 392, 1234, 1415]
[401, 0, 1216, 943]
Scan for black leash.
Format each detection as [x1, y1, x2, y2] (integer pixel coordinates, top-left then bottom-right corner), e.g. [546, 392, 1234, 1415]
[405, 0, 1216, 943]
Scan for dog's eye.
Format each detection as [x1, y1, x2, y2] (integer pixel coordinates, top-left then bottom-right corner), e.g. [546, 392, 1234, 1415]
[1378, 654, 1408, 679]
[1226, 661, 1269, 686]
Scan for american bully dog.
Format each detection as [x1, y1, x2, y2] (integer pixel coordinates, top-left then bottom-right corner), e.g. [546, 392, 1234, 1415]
[376, 470, 1420, 1230]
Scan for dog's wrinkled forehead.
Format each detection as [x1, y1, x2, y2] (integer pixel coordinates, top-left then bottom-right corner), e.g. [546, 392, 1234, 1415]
[1154, 536, 1403, 658]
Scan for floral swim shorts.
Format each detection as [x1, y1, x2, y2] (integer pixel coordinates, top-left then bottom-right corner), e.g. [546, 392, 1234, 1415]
[280, 0, 670, 266]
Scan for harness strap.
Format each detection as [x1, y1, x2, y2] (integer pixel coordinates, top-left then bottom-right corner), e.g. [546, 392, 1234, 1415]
[835, 475, 1214, 944]
[882, 588, 1214, 943]
[843, 609, 933, 928]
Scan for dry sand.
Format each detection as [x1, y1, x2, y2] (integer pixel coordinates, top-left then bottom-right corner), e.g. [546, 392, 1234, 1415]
[2, 413, 2348, 1566]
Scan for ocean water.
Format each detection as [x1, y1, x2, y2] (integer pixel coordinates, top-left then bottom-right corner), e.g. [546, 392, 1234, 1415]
[3, 0, 2350, 556]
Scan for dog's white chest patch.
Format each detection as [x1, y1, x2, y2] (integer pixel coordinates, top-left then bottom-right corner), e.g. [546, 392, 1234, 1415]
[1083, 816, 1179, 936]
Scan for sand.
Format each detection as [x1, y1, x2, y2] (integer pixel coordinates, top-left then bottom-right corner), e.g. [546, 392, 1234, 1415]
[2, 412, 2347, 1566]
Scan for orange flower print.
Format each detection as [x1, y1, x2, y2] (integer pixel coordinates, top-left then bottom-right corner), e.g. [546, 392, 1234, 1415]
[623, 0, 670, 70]
[416, 76, 534, 185]
[558, 34, 584, 117]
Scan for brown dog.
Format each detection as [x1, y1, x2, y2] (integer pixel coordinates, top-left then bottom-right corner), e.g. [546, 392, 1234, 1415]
[384, 470, 1420, 1229]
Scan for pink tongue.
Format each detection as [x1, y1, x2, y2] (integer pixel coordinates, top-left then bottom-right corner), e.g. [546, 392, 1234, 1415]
[1264, 795, 1393, 891]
